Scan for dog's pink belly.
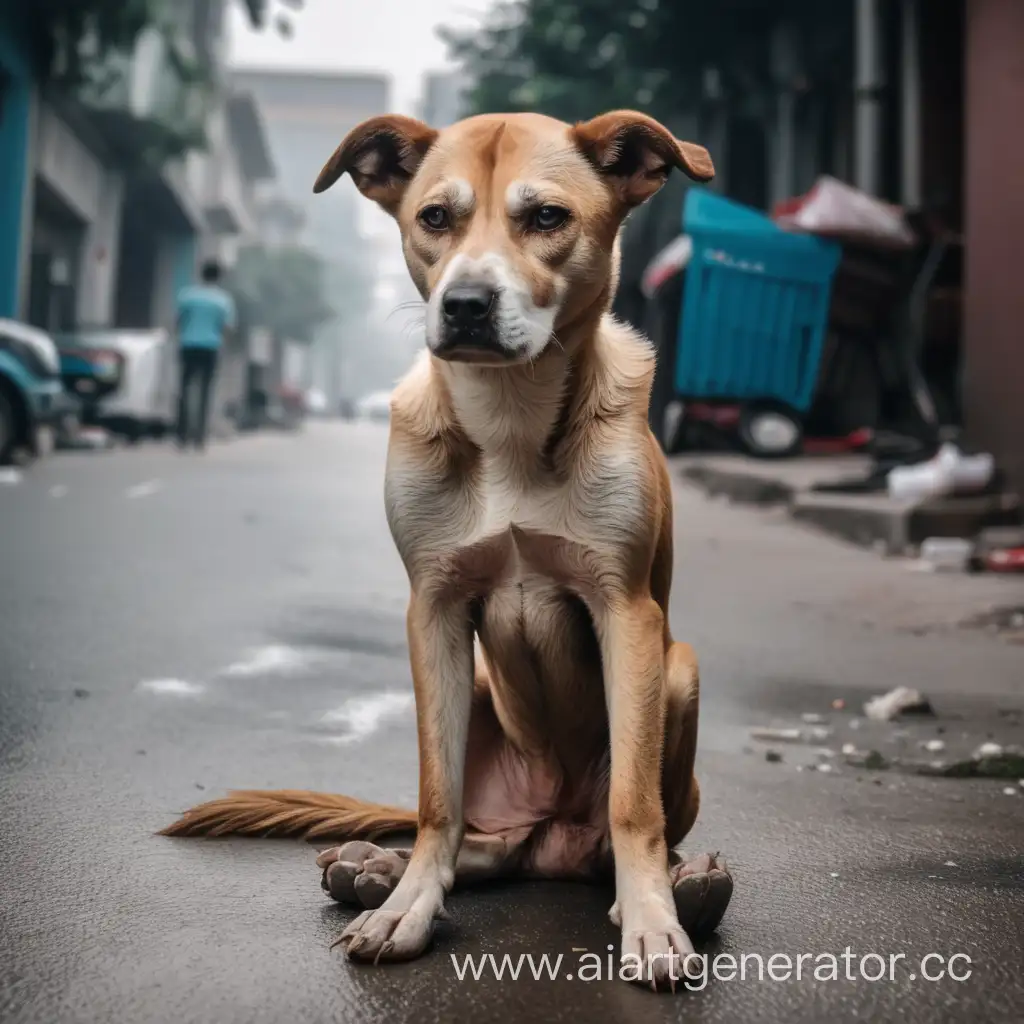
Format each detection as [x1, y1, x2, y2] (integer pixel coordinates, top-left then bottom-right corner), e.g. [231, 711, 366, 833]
[462, 566, 611, 877]
[463, 687, 610, 878]
[465, 762, 609, 878]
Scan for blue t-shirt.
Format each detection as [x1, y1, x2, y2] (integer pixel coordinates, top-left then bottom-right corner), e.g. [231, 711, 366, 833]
[176, 284, 237, 350]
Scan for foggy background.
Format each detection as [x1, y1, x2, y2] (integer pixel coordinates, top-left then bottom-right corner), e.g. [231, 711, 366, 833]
[229, 0, 494, 407]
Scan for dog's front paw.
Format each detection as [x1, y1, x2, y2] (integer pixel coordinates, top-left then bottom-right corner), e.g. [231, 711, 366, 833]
[617, 891, 696, 991]
[332, 887, 444, 963]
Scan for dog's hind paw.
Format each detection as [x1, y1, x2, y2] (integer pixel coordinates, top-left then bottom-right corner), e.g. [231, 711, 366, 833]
[318, 841, 411, 908]
[670, 852, 733, 939]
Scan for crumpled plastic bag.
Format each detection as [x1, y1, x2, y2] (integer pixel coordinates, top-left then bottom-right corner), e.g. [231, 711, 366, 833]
[774, 176, 917, 249]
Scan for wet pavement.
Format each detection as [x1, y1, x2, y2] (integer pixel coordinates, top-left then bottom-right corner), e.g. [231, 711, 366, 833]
[1, 422, 1023, 1024]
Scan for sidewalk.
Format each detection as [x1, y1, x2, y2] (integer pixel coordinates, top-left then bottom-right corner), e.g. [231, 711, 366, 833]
[676, 454, 1021, 555]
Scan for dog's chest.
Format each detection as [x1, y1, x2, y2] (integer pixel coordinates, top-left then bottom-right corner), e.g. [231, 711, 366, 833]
[474, 453, 563, 539]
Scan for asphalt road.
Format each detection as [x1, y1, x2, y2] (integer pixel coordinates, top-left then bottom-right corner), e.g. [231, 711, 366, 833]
[1, 422, 1023, 1024]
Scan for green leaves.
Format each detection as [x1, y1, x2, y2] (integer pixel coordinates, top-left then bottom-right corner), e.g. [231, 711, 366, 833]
[441, 0, 834, 123]
[31, 0, 295, 85]
[232, 246, 335, 344]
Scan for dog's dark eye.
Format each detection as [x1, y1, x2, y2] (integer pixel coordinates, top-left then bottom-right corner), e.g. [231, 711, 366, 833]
[530, 205, 570, 232]
[419, 205, 450, 231]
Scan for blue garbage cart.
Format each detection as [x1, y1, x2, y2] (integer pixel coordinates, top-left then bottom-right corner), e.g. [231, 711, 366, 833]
[674, 189, 842, 456]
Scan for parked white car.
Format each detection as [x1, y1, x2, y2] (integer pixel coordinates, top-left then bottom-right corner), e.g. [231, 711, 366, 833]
[354, 389, 393, 422]
[56, 328, 177, 442]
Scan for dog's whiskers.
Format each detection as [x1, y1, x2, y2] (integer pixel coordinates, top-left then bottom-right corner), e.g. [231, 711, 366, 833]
[385, 301, 427, 325]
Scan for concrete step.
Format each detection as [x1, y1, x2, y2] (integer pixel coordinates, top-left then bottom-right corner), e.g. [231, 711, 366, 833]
[676, 454, 1022, 555]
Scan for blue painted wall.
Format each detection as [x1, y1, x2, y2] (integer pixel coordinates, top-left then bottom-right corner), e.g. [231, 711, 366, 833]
[0, 10, 35, 319]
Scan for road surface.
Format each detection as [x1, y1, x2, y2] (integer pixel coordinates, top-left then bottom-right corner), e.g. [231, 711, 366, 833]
[1, 423, 1022, 1024]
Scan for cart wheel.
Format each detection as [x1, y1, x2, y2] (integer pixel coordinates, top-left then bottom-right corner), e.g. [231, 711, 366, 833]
[738, 401, 804, 458]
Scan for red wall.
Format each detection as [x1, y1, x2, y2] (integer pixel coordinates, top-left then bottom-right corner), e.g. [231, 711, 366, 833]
[964, 0, 1024, 497]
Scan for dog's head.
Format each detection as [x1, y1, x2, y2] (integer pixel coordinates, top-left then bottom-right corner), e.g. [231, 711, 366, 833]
[314, 111, 713, 366]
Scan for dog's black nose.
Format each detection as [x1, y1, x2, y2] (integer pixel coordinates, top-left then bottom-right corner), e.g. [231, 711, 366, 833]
[442, 285, 496, 326]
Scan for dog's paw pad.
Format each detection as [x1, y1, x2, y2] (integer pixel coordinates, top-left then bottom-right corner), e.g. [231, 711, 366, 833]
[318, 842, 410, 908]
[670, 853, 733, 938]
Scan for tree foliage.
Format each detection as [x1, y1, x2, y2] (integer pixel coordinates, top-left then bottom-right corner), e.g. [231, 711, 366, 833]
[30, 0, 295, 83]
[442, 0, 850, 124]
[232, 245, 336, 344]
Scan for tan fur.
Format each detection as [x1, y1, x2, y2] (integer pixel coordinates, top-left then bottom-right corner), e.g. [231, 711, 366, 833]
[164, 109, 719, 976]
[161, 790, 416, 840]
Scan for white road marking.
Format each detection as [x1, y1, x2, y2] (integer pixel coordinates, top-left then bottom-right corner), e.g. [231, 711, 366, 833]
[320, 691, 414, 743]
[137, 678, 204, 696]
[222, 645, 307, 678]
[126, 479, 162, 499]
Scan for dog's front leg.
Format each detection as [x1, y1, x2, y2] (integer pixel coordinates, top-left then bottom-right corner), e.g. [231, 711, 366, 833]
[337, 593, 473, 963]
[600, 596, 694, 989]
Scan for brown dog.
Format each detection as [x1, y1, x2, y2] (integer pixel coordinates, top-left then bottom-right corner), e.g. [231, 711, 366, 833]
[164, 109, 733, 987]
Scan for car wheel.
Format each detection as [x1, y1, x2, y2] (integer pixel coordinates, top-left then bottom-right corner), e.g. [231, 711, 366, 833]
[0, 387, 18, 464]
[738, 401, 804, 459]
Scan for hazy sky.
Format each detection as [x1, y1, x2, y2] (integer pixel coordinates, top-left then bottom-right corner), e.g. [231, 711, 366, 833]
[228, 0, 495, 114]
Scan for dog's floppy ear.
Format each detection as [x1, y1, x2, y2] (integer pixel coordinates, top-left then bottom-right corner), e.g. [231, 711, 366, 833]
[313, 115, 439, 213]
[573, 110, 714, 206]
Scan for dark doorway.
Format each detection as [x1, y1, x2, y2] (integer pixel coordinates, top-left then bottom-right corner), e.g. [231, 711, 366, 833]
[727, 115, 769, 210]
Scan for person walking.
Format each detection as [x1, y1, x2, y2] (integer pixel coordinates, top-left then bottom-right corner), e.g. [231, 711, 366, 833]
[175, 259, 236, 450]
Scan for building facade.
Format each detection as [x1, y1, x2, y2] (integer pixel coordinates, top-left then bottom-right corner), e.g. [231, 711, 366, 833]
[420, 70, 471, 128]
[963, 0, 1024, 499]
[0, 7, 39, 321]
[231, 68, 390, 407]
[1, 1, 270, 337]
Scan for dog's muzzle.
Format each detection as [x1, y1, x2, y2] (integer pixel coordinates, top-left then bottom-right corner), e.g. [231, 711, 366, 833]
[434, 284, 510, 363]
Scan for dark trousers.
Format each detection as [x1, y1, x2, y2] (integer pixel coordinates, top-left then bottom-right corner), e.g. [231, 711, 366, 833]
[176, 348, 218, 446]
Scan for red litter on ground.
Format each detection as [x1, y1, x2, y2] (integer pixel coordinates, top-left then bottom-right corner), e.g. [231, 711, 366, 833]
[984, 548, 1024, 572]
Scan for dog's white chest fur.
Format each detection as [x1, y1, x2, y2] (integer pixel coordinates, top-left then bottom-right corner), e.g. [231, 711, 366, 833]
[385, 327, 656, 596]
[473, 453, 562, 538]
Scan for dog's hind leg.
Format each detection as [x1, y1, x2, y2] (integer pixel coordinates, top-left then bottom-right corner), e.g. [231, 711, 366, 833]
[661, 641, 733, 938]
[319, 832, 512, 908]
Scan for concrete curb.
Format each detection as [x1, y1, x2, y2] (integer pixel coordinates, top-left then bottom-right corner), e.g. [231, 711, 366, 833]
[679, 460, 1021, 555]
[680, 463, 794, 507]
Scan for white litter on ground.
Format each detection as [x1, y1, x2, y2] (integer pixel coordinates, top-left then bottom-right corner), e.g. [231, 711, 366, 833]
[320, 691, 414, 743]
[923, 739, 946, 753]
[749, 727, 803, 743]
[0, 468, 22, 485]
[974, 741, 1004, 759]
[222, 645, 307, 678]
[126, 479, 162, 499]
[864, 687, 933, 721]
[1002, 787, 1018, 797]
[944, 861, 958, 867]
[137, 678, 204, 696]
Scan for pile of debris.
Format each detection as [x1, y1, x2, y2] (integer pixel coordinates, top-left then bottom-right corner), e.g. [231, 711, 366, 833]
[750, 686, 1024, 796]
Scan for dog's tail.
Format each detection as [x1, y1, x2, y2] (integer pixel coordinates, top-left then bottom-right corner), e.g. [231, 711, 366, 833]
[159, 790, 417, 841]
